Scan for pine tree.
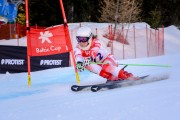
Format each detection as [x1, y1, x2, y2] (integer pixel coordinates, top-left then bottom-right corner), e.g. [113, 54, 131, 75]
[148, 7, 161, 28]
[118, 0, 142, 23]
[98, 0, 116, 22]
[16, 4, 25, 25]
[141, 0, 180, 27]
[29, 0, 58, 26]
[99, 0, 142, 23]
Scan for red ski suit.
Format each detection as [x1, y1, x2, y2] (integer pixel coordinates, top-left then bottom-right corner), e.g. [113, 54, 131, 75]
[74, 38, 131, 80]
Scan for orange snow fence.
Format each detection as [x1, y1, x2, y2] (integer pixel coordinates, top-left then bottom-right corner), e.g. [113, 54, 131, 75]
[104, 24, 164, 59]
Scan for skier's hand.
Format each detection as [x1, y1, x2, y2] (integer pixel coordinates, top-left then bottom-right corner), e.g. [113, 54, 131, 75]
[76, 61, 85, 72]
[76, 58, 91, 72]
[83, 57, 91, 66]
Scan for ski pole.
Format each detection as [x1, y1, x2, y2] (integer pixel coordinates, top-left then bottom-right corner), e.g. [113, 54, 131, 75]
[90, 62, 171, 68]
[118, 63, 171, 68]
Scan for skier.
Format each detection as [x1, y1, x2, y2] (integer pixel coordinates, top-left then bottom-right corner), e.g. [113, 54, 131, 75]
[74, 26, 138, 82]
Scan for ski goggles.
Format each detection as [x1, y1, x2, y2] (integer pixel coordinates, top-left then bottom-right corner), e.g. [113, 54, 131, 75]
[76, 34, 92, 42]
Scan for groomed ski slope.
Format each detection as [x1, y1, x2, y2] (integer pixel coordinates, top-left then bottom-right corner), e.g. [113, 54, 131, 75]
[0, 23, 180, 120]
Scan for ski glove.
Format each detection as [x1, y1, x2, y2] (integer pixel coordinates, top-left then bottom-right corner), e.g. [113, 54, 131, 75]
[83, 57, 91, 66]
[76, 61, 85, 72]
[76, 58, 91, 72]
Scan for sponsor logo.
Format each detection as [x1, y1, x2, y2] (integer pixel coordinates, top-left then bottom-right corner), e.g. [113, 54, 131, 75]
[36, 46, 61, 53]
[39, 31, 53, 44]
[40, 60, 63, 65]
[1, 59, 25, 65]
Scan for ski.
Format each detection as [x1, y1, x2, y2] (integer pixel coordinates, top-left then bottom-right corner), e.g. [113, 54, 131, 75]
[71, 84, 93, 92]
[90, 75, 149, 92]
[91, 74, 169, 92]
[71, 75, 149, 92]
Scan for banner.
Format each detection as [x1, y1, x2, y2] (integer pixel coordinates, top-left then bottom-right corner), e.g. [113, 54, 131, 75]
[24, 0, 80, 85]
[0, 45, 69, 73]
[27, 25, 72, 56]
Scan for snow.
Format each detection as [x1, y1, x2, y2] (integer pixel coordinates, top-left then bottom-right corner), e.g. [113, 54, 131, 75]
[0, 23, 180, 120]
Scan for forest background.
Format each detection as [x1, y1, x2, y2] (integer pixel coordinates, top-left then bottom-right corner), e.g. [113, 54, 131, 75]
[16, 0, 180, 28]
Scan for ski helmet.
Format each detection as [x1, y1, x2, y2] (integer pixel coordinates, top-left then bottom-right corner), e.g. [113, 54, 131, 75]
[76, 26, 93, 50]
[76, 27, 92, 42]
